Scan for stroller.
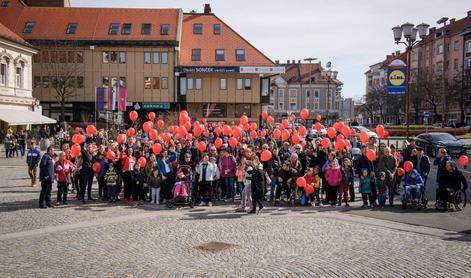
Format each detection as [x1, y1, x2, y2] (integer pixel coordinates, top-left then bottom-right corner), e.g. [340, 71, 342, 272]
[166, 165, 194, 208]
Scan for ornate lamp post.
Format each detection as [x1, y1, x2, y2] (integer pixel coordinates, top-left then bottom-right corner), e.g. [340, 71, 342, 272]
[321, 64, 338, 126]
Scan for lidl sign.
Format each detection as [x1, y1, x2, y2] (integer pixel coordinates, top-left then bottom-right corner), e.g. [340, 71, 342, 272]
[387, 68, 406, 95]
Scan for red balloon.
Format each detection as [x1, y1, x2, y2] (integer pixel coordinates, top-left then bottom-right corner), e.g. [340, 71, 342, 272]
[228, 137, 238, 148]
[335, 139, 346, 151]
[250, 130, 257, 139]
[327, 127, 336, 139]
[321, 138, 331, 149]
[106, 150, 116, 161]
[260, 130, 267, 138]
[233, 127, 243, 139]
[215, 138, 223, 149]
[382, 131, 390, 139]
[359, 131, 369, 143]
[250, 122, 258, 131]
[298, 126, 307, 136]
[336, 134, 345, 141]
[117, 134, 127, 144]
[148, 112, 156, 121]
[157, 119, 165, 129]
[202, 118, 207, 125]
[240, 115, 249, 125]
[296, 177, 306, 188]
[92, 162, 101, 173]
[129, 111, 138, 122]
[223, 125, 232, 136]
[261, 111, 268, 120]
[162, 133, 171, 143]
[179, 111, 189, 124]
[300, 108, 309, 120]
[459, 155, 469, 167]
[404, 161, 414, 172]
[316, 114, 322, 121]
[314, 122, 322, 132]
[305, 184, 314, 194]
[143, 121, 153, 133]
[281, 129, 291, 141]
[152, 143, 162, 155]
[397, 168, 405, 177]
[281, 119, 289, 129]
[138, 157, 147, 168]
[366, 149, 376, 161]
[273, 129, 282, 140]
[341, 126, 350, 138]
[214, 127, 221, 136]
[71, 143, 81, 157]
[86, 125, 96, 135]
[186, 133, 193, 141]
[72, 134, 85, 144]
[203, 130, 210, 137]
[177, 126, 187, 138]
[261, 150, 272, 162]
[267, 116, 275, 125]
[333, 122, 341, 131]
[194, 124, 203, 137]
[350, 128, 356, 136]
[290, 114, 296, 121]
[126, 127, 135, 137]
[292, 133, 300, 144]
[376, 125, 385, 137]
[149, 129, 158, 141]
[198, 142, 207, 153]
[184, 122, 191, 132]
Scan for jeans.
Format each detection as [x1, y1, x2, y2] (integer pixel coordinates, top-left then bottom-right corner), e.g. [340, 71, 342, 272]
[199, 181, 212, 203]
[97, 177, 107, 199]
[56, 181, 68, 203]
[39, 180, 52, 206]
[378, 191, 387, 207]
[405, 186, 422, 201]
[224, 176, 235, 199]
[80, 169, 93, 200]
[108, 186, 117, 201]
[269, 175, 276, 200]
[20, 142, 26, 156]
[150, 187, 161, 204]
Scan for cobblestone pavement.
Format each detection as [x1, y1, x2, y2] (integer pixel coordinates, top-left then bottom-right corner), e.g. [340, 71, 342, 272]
[1, 157, 471, 277]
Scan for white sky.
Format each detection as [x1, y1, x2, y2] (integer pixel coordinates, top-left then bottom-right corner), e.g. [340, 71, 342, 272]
[72, 0, 470, 99]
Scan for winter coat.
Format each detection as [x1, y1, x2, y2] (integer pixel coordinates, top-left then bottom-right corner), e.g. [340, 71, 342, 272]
[26, 147, 41, 166]
[54, 159, 75, 182]
[196, 162, 216, 182]
[377, 154, 397, 181]
[443, 169, 468, 191]
[405, 170, 424, 188]
[147, 175, 163, 188]
[376, 178, 388, 193]
[325, 167, 342, 187]
[359, 176, 374, 193]
[39, 153, 54, 182]
[251, 163, 264, 200]
[220, 154, 237, 178]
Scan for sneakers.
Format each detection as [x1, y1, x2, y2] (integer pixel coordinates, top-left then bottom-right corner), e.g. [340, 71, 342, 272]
[208, 202, 212, 207]
[199, 202, 205, 206]
[55, 202, 61, 206]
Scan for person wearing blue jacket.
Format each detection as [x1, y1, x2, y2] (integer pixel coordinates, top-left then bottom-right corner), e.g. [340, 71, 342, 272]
[157, 150, 175, 200]
[39, 147, 55, 208]
[26, 140, 41, 187]
[404, 169, 424, 205]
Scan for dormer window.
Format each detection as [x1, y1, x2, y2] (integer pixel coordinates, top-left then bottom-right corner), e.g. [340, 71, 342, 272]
[121, 23, 132, 35]
[141, 24, 151, 35]
[1, 0, 9, 8]
[160, 24, 169, 35]
[108, 23, 119, 35]
[23, 21, 36, 33]
[66, 23, 77, 34]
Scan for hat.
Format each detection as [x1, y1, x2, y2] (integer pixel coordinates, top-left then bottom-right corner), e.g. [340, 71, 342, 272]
[410, 169, 418, 176]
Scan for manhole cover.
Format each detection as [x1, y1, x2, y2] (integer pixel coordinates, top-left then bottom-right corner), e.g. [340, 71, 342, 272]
[194, 241, 236, 252]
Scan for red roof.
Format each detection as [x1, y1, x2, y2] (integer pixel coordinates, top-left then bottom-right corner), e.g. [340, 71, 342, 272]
[281, 63, 342, 85]
[0, 2, 181, 42]
[424, 16, 471, 43]
[0, 22, 32, 47]
[180, 13, 274, 67]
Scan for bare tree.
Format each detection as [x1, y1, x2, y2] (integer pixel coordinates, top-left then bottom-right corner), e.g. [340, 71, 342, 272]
[449, 69, 471, 124]
[364, 84, 388, 124]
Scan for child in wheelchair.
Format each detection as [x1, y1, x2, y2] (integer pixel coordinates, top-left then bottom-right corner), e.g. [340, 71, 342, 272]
[403, 169, 425, 210]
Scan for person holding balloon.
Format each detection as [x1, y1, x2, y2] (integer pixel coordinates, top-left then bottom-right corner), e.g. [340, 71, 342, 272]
[54, 152, 75, 206]
[355, 146, 377, 206]
[94, 152, 108, 201]
[79, 143, 95, 203]
[324, 159, 343, 206]
[377, 147, 397, 206]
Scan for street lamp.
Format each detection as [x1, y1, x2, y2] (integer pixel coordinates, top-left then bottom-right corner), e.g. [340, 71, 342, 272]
[322, 64, 338, 126]
[392, 22, 429, 139]
[304, 57, 317, 123]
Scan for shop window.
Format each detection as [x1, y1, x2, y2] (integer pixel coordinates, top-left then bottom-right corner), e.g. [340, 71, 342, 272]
[202, 103, 227, 118]
[235, 104, 251, 117]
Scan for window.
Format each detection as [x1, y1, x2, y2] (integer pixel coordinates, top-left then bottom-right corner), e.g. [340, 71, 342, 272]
[195, 78, 202, 90]
[220, 78, 227, 90]
[66, 23, 77, 34]
[202, 103, 227, 118]
[314, 90, 319, 98]
[103, 52, 110, 63]
[306, 90, 310, 109]
[193, 23, 203, 34]
[160, 24, 169, 35]
[103, 77, 109, 88]
[0, 63, 7, 86]
[120, 23, 131, 35]
[161, 52, 168, 64]
[144, 52, 151, 64]
[466, 41, 471, 53]
[144, 77, 151, 89]
[153, 52, 159, 64]
[244, 78, 251, 90]
[59, 51, 67, 63]
[289, 89, 297, 110]
[16, 65, 23, 88]
[76, 76, 84, 88]
[23, 21, 36, 33]
[67, 51, 75, 63]
[191, 49, 201, 61]
[141, 23, 151, 35]
[1, 1, 9, 8]
[215, 49, 225, 61]
[108, 23, 119, 35]
[119, 77, 126, 88]
[152, 77, 160, 89]
[119, 51, 126, 64]
[236, 78, 243, 90]
[261, 78, 269, 96]
[235, 104, 251, 117]
[76, 51, 83, 63]
[42, 76, 50, 88]
[108, 52, 118, 63]
[213, 24, 221, 35]
[435, 62, 443, 73]
[187, 78, 194, 90]
[454, 40, 459, 51]
[436, 44, 443, 55]
[236, 49, 245, 61]
[161, 77, 168, 89]
[111, 77, 118, 89]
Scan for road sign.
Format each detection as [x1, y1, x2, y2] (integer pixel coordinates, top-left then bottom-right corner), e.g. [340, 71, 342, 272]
[423, 111, 431, 118]
[387, 68, 407, 95]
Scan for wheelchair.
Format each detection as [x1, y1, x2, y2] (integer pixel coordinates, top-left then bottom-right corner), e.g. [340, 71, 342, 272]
[402, 185, 428, 210]
[435, 188, 467, 211]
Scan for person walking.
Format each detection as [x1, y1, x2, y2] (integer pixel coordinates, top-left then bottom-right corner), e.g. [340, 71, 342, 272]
[39, 147, 55, 208]
[26, 140, 41, 187]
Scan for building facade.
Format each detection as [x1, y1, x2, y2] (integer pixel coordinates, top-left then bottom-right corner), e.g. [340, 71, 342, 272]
[269, 61, 343, 125]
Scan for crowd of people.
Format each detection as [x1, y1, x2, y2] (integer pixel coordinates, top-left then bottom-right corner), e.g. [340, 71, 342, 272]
[24, 111, 468, 213]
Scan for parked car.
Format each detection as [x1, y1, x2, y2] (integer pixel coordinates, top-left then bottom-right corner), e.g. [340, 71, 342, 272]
[309, 124, 327, 137]
[415, 132, 467, 157]
[351, 126, 378, 138]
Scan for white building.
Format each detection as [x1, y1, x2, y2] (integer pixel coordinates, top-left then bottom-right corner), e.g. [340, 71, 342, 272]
[0, 22, 54, 133]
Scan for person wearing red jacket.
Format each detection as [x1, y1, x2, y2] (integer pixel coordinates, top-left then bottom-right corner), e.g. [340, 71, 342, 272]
[54, 152, 76, 205]
[324, 159, 343, 206]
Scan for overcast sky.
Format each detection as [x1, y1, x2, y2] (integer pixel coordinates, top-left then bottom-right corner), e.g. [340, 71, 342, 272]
[73, 0, 470, 99]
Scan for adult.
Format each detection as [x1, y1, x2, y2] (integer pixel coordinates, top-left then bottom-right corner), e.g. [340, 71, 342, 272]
[3, 134, 12, 158]
[434, 148, 450, 205]
[412, 146, 431, 185]
[157, 150, 174, 201]
[26, 140, 41, 187]
[248, 155, 264, 214]
[402, 139, 416, 163]
[39, 147, 55, 208]
[121, 147, 136, 202]
[196, 154, 216, 206]
[377, 147, 397, 206]
[440, 161, 468, 210]
[219, 147, 237, 201]
[18, 130, 27, 157]
[355, 145, 377, 206]
[79, 143, 95, 203]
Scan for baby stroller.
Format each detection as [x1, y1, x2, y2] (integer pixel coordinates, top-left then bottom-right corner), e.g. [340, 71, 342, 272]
[166, 165, 194, 208]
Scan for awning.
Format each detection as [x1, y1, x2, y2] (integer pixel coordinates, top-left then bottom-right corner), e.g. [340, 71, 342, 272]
[0, 109, 56, 125]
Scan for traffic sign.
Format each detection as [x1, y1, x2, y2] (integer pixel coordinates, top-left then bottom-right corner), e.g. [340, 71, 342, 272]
[423, 112, 431, 118]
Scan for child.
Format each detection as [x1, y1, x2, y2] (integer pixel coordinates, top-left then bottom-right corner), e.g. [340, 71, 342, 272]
[236, 157, 246, 196]
[237, 160, 253, 212]
[94, 153, 107, 200]
[311, 166, 322, 207]
[105, 164, 118, 203]
[359, 168, 374, 208]
[339, 157, 354, 207]
[302, 167, 321, 206]
[147, 168, 162, 204]
[377, 171, 388, 208]
[324, 159, 343, 206]
[133, 162, 147, 205]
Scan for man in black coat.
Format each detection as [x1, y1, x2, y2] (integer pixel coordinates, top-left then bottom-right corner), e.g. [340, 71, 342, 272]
[412, 147, 431, 185]
[39, 147, 55, 208]
[355, 145, 377, 206]
[402, 139, 416, 163]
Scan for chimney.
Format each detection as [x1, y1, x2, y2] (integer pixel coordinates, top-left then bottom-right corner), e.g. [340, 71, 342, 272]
[204, 4, 212, 14]
[395, 50, 400, 56]
[298, 60, 301, 64]
[468, 10, 471, 18]
[429, 27, 436, 34]
[450, 18, 456, 24]
[286, 60, 290, 64]
[275, 60, 279, 64]
[292, 60, 295, 64]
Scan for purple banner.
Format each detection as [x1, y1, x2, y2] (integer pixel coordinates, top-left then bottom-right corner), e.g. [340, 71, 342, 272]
[119, 87, 127, 112]
[96, 87, 104, 112]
